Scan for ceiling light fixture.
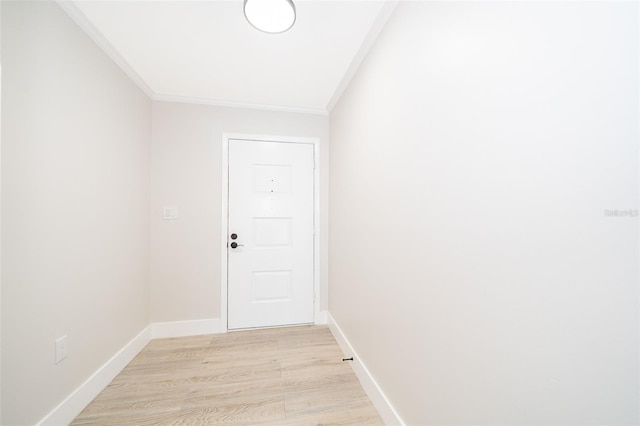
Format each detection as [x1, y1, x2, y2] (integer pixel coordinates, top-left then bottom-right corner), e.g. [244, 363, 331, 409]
[244, 0, 296, 34]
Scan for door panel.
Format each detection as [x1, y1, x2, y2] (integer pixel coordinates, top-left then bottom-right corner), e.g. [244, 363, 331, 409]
[228, 139, 314, 330]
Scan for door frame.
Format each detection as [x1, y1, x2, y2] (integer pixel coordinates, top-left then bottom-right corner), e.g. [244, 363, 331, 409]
[220, 133, 320, 332]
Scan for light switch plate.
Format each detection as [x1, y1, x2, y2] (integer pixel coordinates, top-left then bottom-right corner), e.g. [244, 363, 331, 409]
[163, 206, 178, 220]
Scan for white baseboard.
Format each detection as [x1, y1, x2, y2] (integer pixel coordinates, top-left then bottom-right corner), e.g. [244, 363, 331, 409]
[315, 310, 328, 325]
[151, 318, 222, 339]
[36, 326, 151, 426]
[38, 316, 333, 425]
[327, 313, 405, 426]
[36, 318, 223, 425]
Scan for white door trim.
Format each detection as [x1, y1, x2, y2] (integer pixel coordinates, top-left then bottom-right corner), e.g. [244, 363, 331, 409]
[220, 133, 320, 333]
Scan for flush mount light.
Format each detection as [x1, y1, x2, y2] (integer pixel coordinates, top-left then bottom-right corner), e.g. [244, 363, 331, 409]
[244, 0, 296, 34]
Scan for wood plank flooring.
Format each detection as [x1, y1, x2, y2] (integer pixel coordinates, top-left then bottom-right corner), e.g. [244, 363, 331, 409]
[72, 326, 383, 425]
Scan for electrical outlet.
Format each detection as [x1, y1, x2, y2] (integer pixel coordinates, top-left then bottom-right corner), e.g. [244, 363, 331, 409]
[55, 335, 68, 364]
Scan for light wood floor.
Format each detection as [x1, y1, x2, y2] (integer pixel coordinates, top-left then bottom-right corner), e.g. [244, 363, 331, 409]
[72, 326, 383, 425]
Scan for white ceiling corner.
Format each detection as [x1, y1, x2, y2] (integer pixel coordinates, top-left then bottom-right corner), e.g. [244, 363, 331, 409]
[57, 0, 397, 115]
[55, 0, 155, 98]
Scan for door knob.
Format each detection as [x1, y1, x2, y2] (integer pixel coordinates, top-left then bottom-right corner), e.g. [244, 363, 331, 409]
[230, 242, 244, 249]
[230, 233, 238, 240]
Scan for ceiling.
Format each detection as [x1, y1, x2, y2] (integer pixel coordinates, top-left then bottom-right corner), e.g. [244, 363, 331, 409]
[59, 0, 397, 114]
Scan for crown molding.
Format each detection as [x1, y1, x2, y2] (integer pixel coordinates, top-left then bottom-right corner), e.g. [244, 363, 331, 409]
[55, 0, 154, 98]
[153, 94, 329, 116]
[326, 0, 398, 113]
[56, 1, 330, 116]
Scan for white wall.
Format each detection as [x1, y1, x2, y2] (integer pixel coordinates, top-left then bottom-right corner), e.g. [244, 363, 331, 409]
[0, 2, 3, 422]
[330, 2, 639, 425]
[1, 2, 151, 424]
[150, 101, 329, 324]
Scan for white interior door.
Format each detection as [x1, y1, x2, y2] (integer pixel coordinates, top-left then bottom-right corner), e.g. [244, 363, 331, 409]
[227, 139, 314, 330]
